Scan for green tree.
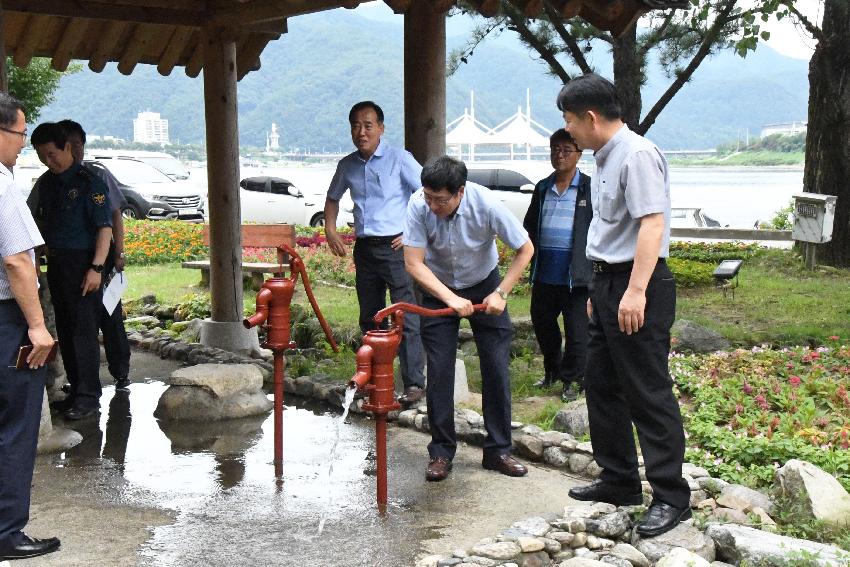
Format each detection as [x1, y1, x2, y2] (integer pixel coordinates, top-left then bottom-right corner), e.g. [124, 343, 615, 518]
[7, 58, 74, 123]
[451, 0, 770, 135]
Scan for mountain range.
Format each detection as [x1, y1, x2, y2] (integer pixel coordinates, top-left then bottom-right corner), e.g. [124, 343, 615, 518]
[38, 6, 810, 151]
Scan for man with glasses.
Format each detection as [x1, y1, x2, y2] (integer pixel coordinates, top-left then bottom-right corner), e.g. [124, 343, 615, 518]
[523, 129, 592, 402]
[324, 101, 425, 404]
[404, 155, 534, 482]
[0, 92, 61, 561]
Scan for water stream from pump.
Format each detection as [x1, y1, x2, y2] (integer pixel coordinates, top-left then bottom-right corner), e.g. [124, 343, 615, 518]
[317, 384, 358, 534]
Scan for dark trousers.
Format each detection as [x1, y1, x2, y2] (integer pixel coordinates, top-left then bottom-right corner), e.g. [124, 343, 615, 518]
[100, 257, 130, 381]
[585, 261, 690, 509]
[47, 249, 103, 410]
[0, 302, 47, 549]
[530, 282, 589, 384]
[420, 269, 514, 459]
[353, 239, 424, 389]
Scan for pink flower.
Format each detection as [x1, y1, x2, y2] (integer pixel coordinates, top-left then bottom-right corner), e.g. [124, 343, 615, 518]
[789, 375, 801, 387]
[743, 382, 754, 394]
[755, 394, 769, 410]
[829, 335, 840, 341]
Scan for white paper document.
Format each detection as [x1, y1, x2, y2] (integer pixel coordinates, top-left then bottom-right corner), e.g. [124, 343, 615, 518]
[102, 271, 128, 315]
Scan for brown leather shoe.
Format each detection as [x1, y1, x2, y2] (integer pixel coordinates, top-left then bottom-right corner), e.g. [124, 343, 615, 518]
[425, 457, 452, 482]
[482, 454, 528, 477]
[399, 385, 425, 404]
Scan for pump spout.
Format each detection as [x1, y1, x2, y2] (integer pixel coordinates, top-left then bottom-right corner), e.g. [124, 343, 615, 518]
[348, 344, 374, 391]
[244, 287, 273, 328]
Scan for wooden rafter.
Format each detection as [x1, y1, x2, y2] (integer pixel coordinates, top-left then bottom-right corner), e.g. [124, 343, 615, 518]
[236, 35, 269, 80]
[88, 19, 129, 72]
[470, 0, 500, 17]
[206, 0, 349, 26]
[508, 0, 545, 17]
[52, 18, 91, 71]
[383, 0, 412, 13]
[157, 26, 194, 76]
[4, 0, 203, 27]
[117, 23, 154, 74]
[11, 14, 51, 67]
[184, 38, 204, 78]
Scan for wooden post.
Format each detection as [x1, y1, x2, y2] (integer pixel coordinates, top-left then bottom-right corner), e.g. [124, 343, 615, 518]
[202, 26, 242, 323]
[403, 0, 446, 164]
[0, 1, 8, 93]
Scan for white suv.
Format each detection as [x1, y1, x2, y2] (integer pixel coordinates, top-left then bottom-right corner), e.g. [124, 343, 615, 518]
[465, 161, 553, 221]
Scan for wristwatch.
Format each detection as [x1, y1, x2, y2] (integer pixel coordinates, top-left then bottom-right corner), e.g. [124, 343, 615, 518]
[90, 264, 104, 273]
[495, 286, 509, 300]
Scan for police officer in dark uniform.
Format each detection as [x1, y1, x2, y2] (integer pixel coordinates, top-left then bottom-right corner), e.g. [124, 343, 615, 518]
[31, 122, 112, 420]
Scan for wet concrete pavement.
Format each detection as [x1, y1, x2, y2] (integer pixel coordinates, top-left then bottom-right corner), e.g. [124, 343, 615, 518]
[20, 349, 583, 566]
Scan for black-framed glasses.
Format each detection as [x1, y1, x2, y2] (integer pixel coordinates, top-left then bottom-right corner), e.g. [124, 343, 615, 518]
[551, 146, 581, 155]
[423, 192, 455, 207]
[0, 126, 27, 141]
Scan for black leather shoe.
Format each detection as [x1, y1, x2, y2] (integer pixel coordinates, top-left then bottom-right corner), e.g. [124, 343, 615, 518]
[0, 533, 60, 560]
[636, 501, 692, 537]
[398, 385, 425, 404]
[568, 480, 643, 506]
[49, 397, 75, 413]
[64, 406, 100, 421]
[533, 375, 556, 388]
[114, 377, 131, 391]
[426, 457, 452, 482]
[482, 454, 528, 477]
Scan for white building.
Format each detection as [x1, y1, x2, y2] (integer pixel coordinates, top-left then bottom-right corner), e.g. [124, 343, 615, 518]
[761, 121, 807, 137]
[133, 111, 169, 144]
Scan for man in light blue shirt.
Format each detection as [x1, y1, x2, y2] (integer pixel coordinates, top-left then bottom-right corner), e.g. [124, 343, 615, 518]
[324, 101, 425, 403]
[404, 155, 534, 482]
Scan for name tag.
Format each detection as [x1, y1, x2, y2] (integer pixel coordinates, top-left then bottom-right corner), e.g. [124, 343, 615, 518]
[578, 199, 587, 207]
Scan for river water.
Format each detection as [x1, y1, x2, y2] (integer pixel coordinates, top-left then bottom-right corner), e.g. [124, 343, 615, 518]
[193, 163, 804, 229]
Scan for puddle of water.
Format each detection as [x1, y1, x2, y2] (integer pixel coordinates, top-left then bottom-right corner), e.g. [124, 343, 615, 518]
[53, 381, 428, 566]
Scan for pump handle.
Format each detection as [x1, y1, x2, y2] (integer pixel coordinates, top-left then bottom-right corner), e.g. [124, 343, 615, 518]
[373, 302, 486, 325]
[278, 242, 340, 353]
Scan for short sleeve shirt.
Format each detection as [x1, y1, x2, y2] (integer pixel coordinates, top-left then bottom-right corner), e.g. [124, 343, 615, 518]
[327, 140, 422, 237]
[32, 163, 112, 250]
[404, 182, 529, 290]
[585, 125, 671, 263]
[0, 165, 44, 300]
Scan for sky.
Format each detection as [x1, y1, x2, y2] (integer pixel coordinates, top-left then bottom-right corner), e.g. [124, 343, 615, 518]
[353, 0, 821, 60]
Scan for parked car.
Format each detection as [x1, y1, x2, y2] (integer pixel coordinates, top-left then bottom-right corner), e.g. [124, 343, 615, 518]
[87, 149, 191, 180]
[239, 176, 354, 227]
[465, 161, 553, 221]
[670, 207, 723, 228]
[84, 157, 205, 222]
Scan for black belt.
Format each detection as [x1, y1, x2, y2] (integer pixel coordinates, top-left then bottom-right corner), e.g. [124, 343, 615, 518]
[0, 298, 16, 305]
[592, 258, 666, 274]
[356, 233, 401, 245]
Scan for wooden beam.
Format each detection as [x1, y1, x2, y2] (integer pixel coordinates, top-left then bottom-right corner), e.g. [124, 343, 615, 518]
[507, 0, 545, 18]
[236, 35, 269, 80]
[88, 20, 129, 72]
[117, 24, 152, 75]
[559, 0, 583, 19]
[428, 0, 455, 13]
[470, 0, 500, 17]
[52, 18, 91, 72]
[12, 14, 51, 68]
[184, 38, 204, 78]
[384, 0, 412, 13]
[157, 26, 194, 76]
[207, 0, 344, 26]
[578, 0, 644, 36]
[4, 0, 203, 27]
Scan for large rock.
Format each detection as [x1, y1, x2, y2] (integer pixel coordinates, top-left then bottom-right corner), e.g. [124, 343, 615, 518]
[558, 559, 609, 567]
[607, 544, 650, 567]
[776, 459, 850, 528]
[655, 548, 710, 567]
[553, 399, 590, 437]
[706, 524, 850, 566]
[633, 523, 715, 563]
[155, 364, 272, 420]
[715, 483, 773, 513]
[671, 320, 730, 353]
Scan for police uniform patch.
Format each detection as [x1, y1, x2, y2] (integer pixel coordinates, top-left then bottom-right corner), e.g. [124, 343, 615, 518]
[92, 192, 107, 206]
[68, 188, 79, 200]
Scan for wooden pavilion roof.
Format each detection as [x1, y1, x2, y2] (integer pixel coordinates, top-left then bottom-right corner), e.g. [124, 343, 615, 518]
[3, 0, 670, 80]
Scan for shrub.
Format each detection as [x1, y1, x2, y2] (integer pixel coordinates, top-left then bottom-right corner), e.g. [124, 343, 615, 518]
[667, 257, 715, 288]
[670, 241, 762, 263]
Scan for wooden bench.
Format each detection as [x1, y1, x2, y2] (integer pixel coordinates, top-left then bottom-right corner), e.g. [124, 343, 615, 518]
[181, 224, 296, 289]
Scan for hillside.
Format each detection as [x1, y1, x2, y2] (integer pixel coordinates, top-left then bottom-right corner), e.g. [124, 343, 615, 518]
[38, 6, 809, 151]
